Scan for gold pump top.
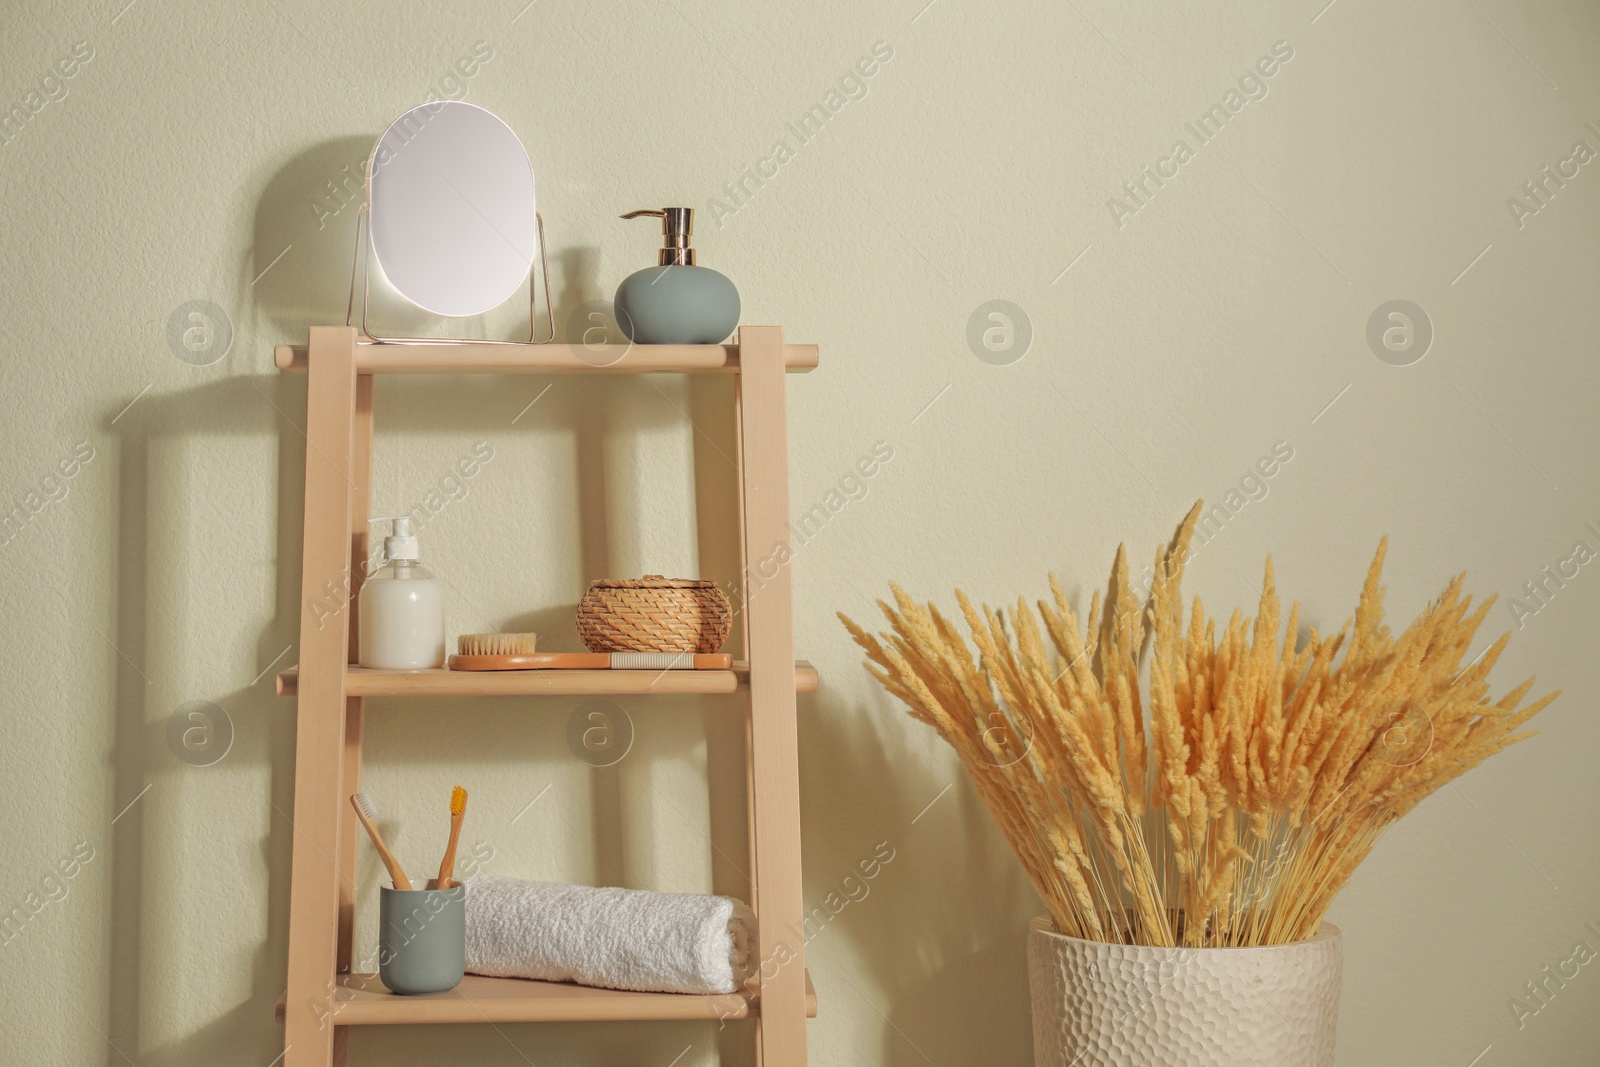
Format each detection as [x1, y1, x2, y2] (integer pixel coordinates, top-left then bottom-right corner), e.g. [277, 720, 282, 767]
[621, 207, 696, 266]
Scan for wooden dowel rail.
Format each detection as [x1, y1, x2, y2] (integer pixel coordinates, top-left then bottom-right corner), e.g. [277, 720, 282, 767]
[274, 342, 818, 375]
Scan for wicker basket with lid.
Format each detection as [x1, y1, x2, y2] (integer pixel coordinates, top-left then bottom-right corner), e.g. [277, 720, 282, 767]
[577, 575, 733, 654]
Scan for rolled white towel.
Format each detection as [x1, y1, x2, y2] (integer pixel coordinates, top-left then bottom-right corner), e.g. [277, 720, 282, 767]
[463, 873, 755, 995]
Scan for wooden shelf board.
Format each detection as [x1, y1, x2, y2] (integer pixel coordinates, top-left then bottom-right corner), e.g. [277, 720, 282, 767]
[274, 970, 817, 1026]
[274, 341, 818, 375]
[276, 661, 818, 698]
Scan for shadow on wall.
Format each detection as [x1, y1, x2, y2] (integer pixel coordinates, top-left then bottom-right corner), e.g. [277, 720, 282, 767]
[799, 691, 1039, 1067]
[101, 375, 308, 1067]
[250, 136, 385, 338]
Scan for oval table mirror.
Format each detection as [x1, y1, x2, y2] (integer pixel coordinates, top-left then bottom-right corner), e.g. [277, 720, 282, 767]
[351, 100, 550, 343]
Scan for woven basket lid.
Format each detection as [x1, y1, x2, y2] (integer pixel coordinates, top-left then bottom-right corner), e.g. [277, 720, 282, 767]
[587, 574, 716, 589]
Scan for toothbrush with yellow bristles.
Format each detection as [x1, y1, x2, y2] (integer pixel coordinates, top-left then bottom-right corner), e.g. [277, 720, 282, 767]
[436, 786, 468, 889]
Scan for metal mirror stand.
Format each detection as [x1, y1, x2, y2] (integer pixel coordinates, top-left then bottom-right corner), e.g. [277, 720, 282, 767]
[344, 201, 554, 346]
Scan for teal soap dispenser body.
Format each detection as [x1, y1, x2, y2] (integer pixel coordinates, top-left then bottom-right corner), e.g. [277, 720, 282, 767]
[614, 208, 740, 344]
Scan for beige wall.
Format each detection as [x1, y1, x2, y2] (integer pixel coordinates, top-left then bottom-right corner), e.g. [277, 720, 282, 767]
[3, 0, 1597, 1063]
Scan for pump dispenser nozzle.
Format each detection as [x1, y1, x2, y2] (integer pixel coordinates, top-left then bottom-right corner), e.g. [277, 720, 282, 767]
[367, 516, 420, 562]
[620, 208, 697, 265]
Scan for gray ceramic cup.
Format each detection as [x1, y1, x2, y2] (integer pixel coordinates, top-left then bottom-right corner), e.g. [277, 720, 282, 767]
[379, 880, 466, 995]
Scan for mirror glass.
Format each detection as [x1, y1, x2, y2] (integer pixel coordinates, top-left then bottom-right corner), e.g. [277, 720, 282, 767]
[368, 101, 537, 318]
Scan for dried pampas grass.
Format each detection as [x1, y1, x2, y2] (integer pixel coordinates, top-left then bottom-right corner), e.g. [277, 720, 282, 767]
[841, 503, 1556, 948]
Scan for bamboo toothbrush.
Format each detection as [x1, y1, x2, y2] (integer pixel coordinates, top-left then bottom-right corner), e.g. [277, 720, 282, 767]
[436, 786, 467, 889]
[351, 791, 412, 891]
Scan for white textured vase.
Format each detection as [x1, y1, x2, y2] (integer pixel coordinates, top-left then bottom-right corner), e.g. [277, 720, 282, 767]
[1028, 917, 1341, 1067]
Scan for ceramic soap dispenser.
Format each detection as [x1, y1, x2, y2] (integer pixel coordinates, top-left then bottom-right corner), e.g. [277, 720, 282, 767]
[614, 207, 740, 344]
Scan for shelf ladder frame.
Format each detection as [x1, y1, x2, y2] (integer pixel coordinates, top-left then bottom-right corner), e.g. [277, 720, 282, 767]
[279, 325, 810, 1066]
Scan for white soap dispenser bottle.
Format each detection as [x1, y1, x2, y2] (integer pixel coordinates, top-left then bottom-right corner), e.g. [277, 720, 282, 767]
[358, 516, 446, 669]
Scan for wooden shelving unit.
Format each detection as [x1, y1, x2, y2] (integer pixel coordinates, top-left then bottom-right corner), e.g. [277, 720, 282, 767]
[276, 326, 814, 1066]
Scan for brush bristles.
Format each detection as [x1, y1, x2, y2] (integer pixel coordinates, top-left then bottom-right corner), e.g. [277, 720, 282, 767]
[353, 790, 378, 821]
[450, 786, 467, 817]
[457, 632, 538, 656]
[843, 501, 1557, 949]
